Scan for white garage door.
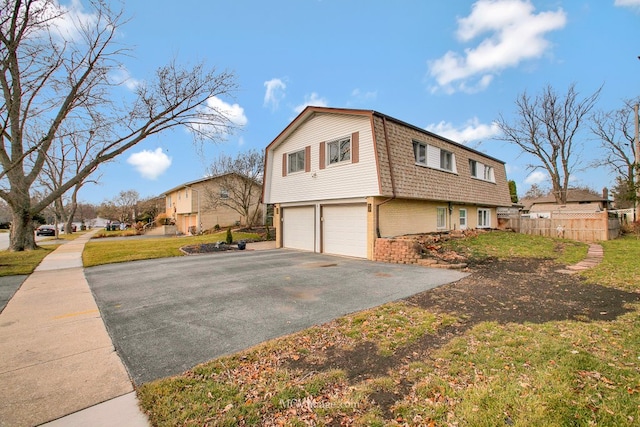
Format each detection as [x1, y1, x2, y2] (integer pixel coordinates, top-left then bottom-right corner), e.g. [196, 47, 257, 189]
[282, 206, 315, 252]
[322, 204, 367, 258]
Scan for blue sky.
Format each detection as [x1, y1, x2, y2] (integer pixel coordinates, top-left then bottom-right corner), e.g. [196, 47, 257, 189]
[71, 0, 640, 204]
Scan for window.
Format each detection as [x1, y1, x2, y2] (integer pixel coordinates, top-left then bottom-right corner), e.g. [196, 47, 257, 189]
[288, 149, 306, 173]
[483, 166, 494, 181]
[167, 195, 171, 208]
[459, 209, 467, 229]
[413, 141, 457, 173]
[185, 189, 188, 198]
[469, 160, 477, 177]
[436, 207, 447, 229]
[414, 142, 427, 164]
[470, 159, 495, 182]
[440, 150, 453, 171]
[327, 136, 351, 165]
[220, 188, 229, 199]
[478, 208, 491, 228]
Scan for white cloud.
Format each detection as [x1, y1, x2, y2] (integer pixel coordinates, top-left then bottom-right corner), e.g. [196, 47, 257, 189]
[615, 0, 640, 7]
[127, 148, 172, 180]
[348, 88, 378, 106]
[263, 78, 286, 110]
[293, 92, 329, 114]
[110, 66, 141, 91]
[524, 170, 548, 185]
[425, 117, 500, 143]
[51, 0, 96, 41]
[429, 0, 567, 93]
[206, 96, 248, 127]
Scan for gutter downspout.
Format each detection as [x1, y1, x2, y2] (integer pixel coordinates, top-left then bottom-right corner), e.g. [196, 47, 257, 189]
[376, 116, 397, 238]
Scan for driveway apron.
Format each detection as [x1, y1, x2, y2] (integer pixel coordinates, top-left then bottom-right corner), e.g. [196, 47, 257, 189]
[86, 250, 468, 385]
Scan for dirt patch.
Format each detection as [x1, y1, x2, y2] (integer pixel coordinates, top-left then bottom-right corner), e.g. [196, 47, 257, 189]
[285, 257, 640, 418]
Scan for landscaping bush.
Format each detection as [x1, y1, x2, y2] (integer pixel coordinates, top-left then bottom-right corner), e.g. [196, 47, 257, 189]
[226, 227, 233, 245]
[154, 213, 172, 226]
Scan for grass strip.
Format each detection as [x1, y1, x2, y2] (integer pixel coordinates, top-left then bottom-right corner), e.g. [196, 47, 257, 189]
[0, 245, 59, 276]
[82, 231, 261, 267]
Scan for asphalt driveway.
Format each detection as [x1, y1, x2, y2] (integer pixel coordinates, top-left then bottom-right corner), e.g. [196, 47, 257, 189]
[86, 250, 468, 384]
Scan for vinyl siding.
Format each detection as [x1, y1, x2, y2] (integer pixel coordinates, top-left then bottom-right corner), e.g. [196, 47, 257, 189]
[266, 113, 380, 203]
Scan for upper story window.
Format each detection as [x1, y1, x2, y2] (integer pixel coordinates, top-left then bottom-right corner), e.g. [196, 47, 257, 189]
[413, 141, 457, 173]
[440, 150, 453, 171]
[220, 188, 229, 199]
[288, 149, 306, 174]
[327, 136, 351, 165]
[469, 160, 495, 182]
[167, 195, 171, 208]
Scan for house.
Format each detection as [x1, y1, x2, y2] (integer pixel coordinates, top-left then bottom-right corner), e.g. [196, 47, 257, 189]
[262, 106, 512, 259]
[162, 173, 262, 234]
[521, 188, 612, 218]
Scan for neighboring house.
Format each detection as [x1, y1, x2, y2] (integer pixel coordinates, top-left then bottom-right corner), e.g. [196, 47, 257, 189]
[522, 188, 611, 218]
[163, 174, 262, 234]
[263, 106, 512, 259]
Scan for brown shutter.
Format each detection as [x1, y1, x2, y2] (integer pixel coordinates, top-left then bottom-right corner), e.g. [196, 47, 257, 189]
[305, 146, 311, 172]
[319, 141, 326, 170]
[351, 132, 359, 163]
[282, 153, 287, 177]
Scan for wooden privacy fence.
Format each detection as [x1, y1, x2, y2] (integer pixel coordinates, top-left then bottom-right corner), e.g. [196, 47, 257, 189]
[498, 211, 620, 243]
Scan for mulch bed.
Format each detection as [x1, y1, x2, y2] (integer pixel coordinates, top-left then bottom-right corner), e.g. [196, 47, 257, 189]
[179, 242, 240, 255]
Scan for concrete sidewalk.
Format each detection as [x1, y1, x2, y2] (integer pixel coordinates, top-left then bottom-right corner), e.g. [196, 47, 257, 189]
[0, 231, 149, 427]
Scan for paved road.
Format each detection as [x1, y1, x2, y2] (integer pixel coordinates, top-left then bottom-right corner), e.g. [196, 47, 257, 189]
[86, 250, 468, 384]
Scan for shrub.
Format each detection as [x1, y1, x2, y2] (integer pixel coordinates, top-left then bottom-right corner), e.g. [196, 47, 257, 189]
[155, 213, 172, 226]
[226, 227, 233, 245]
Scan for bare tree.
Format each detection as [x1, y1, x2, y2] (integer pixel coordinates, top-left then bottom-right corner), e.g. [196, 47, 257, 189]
[204, 149, 263, 228]
[591, 98, 639, 215]
[113, 189, 138, 223]
[496, 83, 601, 204]
[0, 0, 239, 250]
[523, 183, 547, 200]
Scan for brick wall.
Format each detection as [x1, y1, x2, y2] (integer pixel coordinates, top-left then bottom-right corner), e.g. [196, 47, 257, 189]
[374, 237, 423, 264]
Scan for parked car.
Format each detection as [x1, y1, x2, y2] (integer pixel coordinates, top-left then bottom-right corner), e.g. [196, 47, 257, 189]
[36, 225, 56, 236]
[61, 224, 77, 232]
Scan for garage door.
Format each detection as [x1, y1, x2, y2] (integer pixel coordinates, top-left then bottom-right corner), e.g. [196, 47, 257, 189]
[322, 204, 367, 258]
[282, 206, 315, 252]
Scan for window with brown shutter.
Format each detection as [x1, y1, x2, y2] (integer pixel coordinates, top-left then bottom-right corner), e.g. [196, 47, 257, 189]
[319, 141, 326, 170]
[351, 131, 359, 163]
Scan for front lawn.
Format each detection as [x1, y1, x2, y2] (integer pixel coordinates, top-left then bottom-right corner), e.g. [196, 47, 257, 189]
[138, 232, 640, 426]
[83, 231, 261, 267]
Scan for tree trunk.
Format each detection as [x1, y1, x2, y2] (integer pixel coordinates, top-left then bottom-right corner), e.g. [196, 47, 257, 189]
[9, 204, 37, 251]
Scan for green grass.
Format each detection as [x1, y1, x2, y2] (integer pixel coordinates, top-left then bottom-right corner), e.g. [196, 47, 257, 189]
[445, 230, 588, 265]
[395, 315, 640, 426]
[582, 236, 640, 291]
[0, 245, 59, 276]
[336, 302, 457, 356]
[82, 231, 261, 267]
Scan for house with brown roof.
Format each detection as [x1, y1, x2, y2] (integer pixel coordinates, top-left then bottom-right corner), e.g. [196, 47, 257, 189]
[521, 188, 611, 218]
[262, 107, 512, 259]
[163, 173, 262, 234]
